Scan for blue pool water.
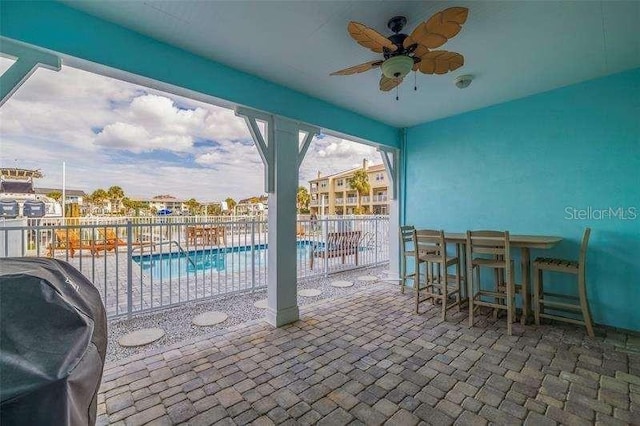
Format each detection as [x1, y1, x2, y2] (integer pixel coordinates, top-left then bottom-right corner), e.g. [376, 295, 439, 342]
[133, 242, 314, 278]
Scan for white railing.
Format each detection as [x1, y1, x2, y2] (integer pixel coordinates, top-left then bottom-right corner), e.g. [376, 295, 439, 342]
[1, 215, 389, 318]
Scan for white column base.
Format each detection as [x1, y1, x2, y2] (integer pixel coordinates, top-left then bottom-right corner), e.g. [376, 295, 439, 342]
[265, 305, 300, 327]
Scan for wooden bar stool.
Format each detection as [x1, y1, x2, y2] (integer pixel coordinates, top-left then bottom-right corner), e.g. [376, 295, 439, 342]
[533, 228, 594, 337]
[414, 229, 462, 320]
[466, 230, 516, 335]
[400, 225, 420, 293]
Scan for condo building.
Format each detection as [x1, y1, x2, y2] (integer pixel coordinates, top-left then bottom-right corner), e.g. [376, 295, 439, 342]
[309, 159, 389, 215]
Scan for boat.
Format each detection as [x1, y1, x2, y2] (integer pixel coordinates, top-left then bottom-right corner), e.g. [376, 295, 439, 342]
[0, 168, 63, 218]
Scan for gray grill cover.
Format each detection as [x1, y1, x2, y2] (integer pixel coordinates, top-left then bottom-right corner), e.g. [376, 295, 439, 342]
[0, 258, 107, 425]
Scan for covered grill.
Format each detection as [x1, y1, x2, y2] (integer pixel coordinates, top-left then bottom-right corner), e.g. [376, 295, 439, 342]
[0, 258, 107, 425]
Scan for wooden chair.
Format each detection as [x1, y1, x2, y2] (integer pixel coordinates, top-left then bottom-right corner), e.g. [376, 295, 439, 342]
[400, 226, 419, 293]
[310, 231, 361, 270]
[208, 226, 226, 246]
[99, 228, 154, 252]
[187, 226, 205, 245]
[533, 228, 594, 337]
[47, 229, 110, 258]
[414, 229, 462, 320]
[466, 230, 516, 335]
[400, 225, 440, 294]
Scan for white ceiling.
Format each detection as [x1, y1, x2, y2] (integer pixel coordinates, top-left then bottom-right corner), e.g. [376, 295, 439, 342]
[62, 0, 640, 128]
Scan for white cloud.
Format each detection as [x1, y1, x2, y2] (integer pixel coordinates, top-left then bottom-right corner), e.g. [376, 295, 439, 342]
[317, 138, 375, 158]
[95, 122, 194, 153]
[194, 152, 223, 165]
[300, 135, 380, 184]
[0, 60, 379, 200]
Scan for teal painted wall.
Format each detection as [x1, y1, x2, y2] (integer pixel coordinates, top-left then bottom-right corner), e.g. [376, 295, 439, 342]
[0, 1, 399, 148]
[405, 68, 640, 331]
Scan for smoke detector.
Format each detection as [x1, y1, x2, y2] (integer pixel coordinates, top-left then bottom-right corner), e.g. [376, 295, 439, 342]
[455, 74, 473, 89]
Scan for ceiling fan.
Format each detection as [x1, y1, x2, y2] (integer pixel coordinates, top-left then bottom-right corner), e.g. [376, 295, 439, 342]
[330, 7, 469, 93]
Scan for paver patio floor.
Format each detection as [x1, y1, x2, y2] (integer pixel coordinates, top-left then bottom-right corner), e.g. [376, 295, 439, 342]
[97, 284, 640, 425]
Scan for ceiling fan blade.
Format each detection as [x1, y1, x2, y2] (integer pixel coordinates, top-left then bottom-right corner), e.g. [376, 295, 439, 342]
[330, 60, 383, 76]
[418, 51, 464, 75]
[348, 22, 398, 53]
[380, 75, 403, 92]
[404, 7, 468, 50]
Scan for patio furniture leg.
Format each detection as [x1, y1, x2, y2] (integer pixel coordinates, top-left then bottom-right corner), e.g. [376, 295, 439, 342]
[579, 271, 595, 337]
[520, 248, 530, 325]
[455, 259, 461, 313]
[415, 259, 421, 314]
[401, 251, 406, 293]
[507, 268, 514, 336]
[441, 268, 447, 321]
[533, 264, 541, 326]
[467, 263, 475, 328]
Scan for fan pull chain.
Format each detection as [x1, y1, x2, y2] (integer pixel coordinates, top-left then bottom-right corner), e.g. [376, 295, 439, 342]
[414, 71, 417, 91]
[396, 86, 399, 101]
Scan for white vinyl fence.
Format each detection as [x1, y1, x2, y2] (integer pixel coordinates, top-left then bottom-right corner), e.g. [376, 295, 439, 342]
[1, 215, 389, 318]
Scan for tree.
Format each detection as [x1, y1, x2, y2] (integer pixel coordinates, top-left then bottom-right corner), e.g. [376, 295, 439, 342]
[347, 169, 370, 215]
[206, 203, 222, 216]
[107, 185, 125, 214]
[185, 198, 202, 215]
[90, 189, 108, 214]
[47, 191, 62, 202]
[225, 197, 237, 214]
[297, 186, 310, 213]
[122, 197, 144, 216]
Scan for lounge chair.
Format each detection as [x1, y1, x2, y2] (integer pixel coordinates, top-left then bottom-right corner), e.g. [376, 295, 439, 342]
[98, 228, 155, 252]
[47, 229, 111, 258]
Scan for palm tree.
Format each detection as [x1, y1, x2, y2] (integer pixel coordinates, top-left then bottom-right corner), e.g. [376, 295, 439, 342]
[107, 186, 125, 214]
[122, 197, 144, 216]
[206, 203, 222, 216]
[297, 186, 310, 213]
[225, 197, 237, 214]
[47, 191, 62, 202]
[347, 169, 370, 215]
[185, 198, 202, 215]
[91, 189, 108, 214]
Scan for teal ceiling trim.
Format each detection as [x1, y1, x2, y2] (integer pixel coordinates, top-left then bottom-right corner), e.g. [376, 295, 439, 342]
[0, 1, 400, 148]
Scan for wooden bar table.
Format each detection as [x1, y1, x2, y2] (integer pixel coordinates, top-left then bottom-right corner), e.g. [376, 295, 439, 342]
[443, 233, 562, 324]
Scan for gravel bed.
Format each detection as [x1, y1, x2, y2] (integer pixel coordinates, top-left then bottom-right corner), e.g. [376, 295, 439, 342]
[105, 264, 392, 363]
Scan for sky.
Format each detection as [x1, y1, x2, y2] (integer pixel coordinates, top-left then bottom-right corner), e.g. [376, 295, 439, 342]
[0, 57, 381, 202]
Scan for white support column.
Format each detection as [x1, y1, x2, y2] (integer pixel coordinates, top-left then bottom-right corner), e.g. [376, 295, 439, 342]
[0, 38, 61, 107]
[236, 107, 318, 327]
[379, 148, 401, 282]
[266, 117, 301, 326]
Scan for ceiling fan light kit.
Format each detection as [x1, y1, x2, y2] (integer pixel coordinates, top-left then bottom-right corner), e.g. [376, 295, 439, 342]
[331, 7, 469, 94]
[381, 55, 414, 79]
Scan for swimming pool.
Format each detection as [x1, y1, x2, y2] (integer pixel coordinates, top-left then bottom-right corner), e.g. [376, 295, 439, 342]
[133, 242, 314, 279]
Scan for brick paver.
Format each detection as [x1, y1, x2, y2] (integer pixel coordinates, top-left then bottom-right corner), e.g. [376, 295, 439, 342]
[97, 284, 640, 424]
